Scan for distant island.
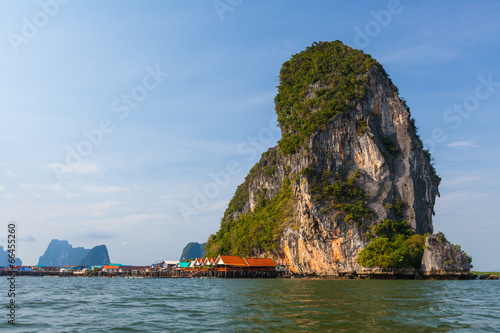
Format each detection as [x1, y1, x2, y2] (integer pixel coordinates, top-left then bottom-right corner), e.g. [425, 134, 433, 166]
[179, 242, 206, 261]
[38, 239, 110, 267]
[205, 41, 472, 278]
[0, 246, 22, 267]
[78, 245, 110, 267]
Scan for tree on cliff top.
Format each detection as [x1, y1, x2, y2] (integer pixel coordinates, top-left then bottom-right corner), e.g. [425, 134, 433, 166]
[275, 40, 392, 154]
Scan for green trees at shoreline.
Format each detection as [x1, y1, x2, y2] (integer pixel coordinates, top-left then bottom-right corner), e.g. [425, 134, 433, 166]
[358, 219, 426, 269]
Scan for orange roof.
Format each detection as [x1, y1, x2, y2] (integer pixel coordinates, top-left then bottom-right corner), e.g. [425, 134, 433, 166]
[203, 258, 216, 264]
[103, 265, 119, 269]
[218, 255, 248, 266]
[245, 258, 276, 267]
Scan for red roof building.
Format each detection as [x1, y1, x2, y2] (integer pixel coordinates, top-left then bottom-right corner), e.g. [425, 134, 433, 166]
[244, 258, 276, 268]
[213, 255, 276, 271]
[214, 255, 248, 267]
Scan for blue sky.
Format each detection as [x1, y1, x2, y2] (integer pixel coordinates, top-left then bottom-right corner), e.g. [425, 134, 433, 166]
[0, 1, 499, 270]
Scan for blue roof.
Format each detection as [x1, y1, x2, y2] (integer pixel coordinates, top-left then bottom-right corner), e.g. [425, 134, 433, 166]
[178, 262, 190, 268]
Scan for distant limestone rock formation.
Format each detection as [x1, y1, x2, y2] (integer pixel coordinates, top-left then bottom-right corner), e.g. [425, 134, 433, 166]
[420, 233, 472, 277]
[0, 246, 22, 267]
[78, 245, 110, 266]
[38, 239, 90, 266]
[179, 242, 206, 261]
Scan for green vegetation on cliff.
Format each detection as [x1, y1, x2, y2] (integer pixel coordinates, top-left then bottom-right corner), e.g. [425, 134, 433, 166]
[222, 149, 279, 220]
[275, 41, 391, 155]
[357, 219, 426, 269]
[206, 178, 297, 258]
[302, 168, 374, 228]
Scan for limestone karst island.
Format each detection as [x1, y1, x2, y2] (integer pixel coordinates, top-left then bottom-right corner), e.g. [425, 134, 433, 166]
[204, 41, 473, 279]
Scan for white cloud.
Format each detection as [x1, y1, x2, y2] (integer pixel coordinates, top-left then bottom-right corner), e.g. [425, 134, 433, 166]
[33, 211, 67, 222]
[0, 185, 19, 200]
[3, 170, 16, 179]
[205, 199, 230, 213]
[19, 235, 36, 242]
[446, 141, 480, 149]
[379, 44, 459, 65]
[92, 200, 122, 210]
[76, 227, 115, 240]
[439, 191, 492, 207]
[33, 193, 51, 200]
[442, 175, 482, 187]
[123, 213, 170, 223]
[0, 192, 19, 200]
[19, 182, 63, 192]
[46, 162, 107, 175]
[82, 184, 129, 194]
[89, 200, 123, 217]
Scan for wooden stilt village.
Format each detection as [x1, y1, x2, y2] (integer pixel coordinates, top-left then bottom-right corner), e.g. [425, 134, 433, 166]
[168, 256, 283, 278]
[0, 255, 290, 279]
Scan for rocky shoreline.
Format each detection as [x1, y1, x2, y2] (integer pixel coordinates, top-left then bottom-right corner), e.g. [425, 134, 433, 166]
[284, 269, 477, 280]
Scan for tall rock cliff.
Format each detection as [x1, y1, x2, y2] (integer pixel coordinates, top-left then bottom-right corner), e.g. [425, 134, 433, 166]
[206, 41, 440, 274]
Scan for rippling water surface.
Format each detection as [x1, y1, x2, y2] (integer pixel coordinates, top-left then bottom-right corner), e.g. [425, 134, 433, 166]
[2, 277, 499, 332]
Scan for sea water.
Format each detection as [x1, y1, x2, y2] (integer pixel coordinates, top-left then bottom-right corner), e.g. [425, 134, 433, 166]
[2, 277, 499, 332]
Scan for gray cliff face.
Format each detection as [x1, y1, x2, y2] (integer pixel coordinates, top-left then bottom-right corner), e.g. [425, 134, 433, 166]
[281, 67, 439, 273]
[420, 233, 471, 275]
[224, 66, 440, 274]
